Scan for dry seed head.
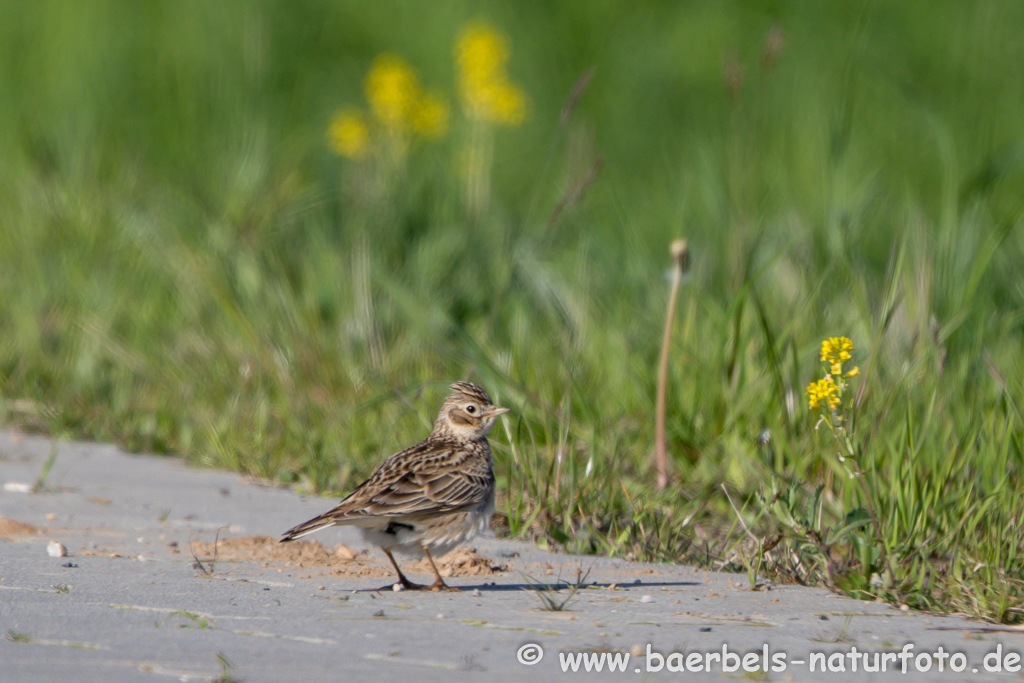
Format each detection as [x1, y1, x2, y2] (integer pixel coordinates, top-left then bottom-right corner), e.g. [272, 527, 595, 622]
[671, 239, 690, 273]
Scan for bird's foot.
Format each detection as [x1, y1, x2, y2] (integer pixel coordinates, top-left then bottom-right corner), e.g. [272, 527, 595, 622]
[385, 578, 431, 591]
[427, 580, 459, 592]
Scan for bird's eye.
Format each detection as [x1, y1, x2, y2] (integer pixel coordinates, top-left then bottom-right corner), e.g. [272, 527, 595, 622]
[466, 405, 476, 414]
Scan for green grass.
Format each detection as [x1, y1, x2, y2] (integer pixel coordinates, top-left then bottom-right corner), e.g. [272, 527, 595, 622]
[1, 1, 1022, 623]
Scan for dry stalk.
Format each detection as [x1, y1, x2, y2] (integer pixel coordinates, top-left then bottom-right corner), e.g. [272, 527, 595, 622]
[655, 239, 689, 489]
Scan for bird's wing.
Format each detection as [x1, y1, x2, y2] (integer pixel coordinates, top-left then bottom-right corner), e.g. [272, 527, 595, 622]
[323, 439, 493, 521]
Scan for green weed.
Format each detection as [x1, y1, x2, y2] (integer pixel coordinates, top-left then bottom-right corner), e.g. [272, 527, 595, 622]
[521, 566, 592, 612]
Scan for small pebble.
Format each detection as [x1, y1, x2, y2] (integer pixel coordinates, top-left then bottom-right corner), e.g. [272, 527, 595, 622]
[47, 541, 67, 558]
[62, 562, 78, 568]
[436, 613, 446, 620]
[372, 610, 385, 618]
[900, 604, 909, 612]
[392, 583, 405, 592]
[318, 585, 325, 591]
[45, 513, 57, 521]
[699, 627, 712, 632]
[630, 645, 644, 657]
[335, 544, 358, 560]
[819, 615, 829, 621]
[639, 595, 653, 603]
[472, 589, 481, 597]
[4, 482, 32, 493]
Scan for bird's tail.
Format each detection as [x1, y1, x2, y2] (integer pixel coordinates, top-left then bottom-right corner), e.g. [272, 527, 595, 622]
[279, 513, 337, 542]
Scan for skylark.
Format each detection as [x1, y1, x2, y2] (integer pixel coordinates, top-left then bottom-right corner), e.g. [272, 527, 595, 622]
[280, 381, 509, 591]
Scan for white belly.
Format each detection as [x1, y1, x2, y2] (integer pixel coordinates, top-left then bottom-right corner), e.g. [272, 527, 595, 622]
[359, 497, 495, 559]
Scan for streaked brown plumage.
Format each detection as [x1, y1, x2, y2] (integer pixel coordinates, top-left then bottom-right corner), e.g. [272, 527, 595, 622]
[280, 381, 509, 591]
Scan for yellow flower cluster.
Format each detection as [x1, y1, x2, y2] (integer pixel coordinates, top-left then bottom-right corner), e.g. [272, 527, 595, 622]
[820, 337, 854, 376]
[807, 377, 840, 410]
[456, 23, 526, 125]
[365, 54, 448, 138]
[807, 336, 859, 409]
[327, 54, 448, 160]
[328, 21, 526, 161]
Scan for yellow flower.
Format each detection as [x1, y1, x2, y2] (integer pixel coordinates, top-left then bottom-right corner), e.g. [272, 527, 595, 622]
[846, 366, 860, 378]
[365, 53, 421, 131]
[327, 108, 369, 159]
[456, 22, 527, 126]
[489, 80, 526, 125]
[362, 53, 450, 144]
[457, 22, 509, 85]
[410, 91, 449, 138]
[820, 337, 854, 366]
[807, 377, 840, 410]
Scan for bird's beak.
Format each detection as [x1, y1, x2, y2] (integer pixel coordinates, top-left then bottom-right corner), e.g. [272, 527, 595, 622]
[485, 406, 511, 417]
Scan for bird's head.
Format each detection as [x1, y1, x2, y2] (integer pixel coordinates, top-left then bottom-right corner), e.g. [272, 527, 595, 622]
[434, 381, 510, 440]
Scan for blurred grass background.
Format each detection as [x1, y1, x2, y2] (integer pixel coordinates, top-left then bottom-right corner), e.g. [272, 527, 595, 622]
[1, 0, 1022, 621]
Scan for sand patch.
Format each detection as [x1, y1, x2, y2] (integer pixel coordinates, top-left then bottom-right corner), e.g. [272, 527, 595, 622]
[188, 535, 506, 580]
[413, 546, 507, 577]
[190, 535, 359, 568]
[190, 535, 391, 579]
[0, 517, 47, 539]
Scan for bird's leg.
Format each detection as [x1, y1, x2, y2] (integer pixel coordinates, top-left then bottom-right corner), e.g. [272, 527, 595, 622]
[422, 546, 458, 592]
[382, 549, 428, 591]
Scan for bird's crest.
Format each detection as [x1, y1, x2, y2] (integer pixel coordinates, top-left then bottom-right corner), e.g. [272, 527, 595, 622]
[446, 381, 493, 406]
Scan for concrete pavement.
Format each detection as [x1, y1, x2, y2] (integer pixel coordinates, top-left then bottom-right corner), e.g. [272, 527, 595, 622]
[1, 430, 1021, 681]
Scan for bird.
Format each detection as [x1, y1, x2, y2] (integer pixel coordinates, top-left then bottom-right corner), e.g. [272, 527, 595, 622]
[280, 381, 510, 591]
